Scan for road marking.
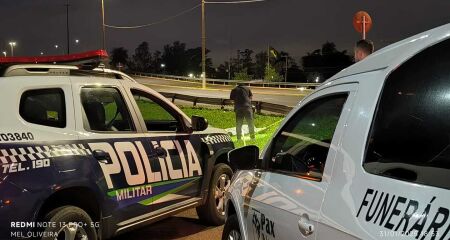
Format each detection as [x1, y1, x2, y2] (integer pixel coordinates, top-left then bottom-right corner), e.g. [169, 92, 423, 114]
[142, 83, 308, 97]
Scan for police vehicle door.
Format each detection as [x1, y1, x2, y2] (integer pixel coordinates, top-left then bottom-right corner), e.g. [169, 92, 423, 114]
[125, 86, 204, 212]
[245, 83, 357, 240]
[72, 78, 153, 224]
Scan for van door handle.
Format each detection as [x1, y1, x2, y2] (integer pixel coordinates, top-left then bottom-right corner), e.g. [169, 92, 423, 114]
[298, 214, 314, 236]
[92, 150, 110, 164]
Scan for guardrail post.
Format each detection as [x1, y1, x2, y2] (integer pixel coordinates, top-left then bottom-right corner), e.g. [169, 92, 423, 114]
[256, 102, 262, 114]
[171, 94, 176, 103]
[193, 97, 198, 107]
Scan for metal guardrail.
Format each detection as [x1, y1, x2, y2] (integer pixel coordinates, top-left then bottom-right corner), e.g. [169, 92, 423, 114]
[160, 92, 293, 115]
[130, 72, 320, 89]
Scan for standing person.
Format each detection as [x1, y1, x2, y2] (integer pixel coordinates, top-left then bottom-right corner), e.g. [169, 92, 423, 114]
[354, 39, 374, 62]
[230, 83, 255, 140]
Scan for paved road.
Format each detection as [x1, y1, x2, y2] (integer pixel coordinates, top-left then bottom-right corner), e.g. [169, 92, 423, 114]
[135, 76, 310, 107]
[115, 209, 223, 240]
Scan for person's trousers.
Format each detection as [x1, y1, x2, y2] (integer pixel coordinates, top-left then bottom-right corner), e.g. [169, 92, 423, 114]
[235, 108, 255, 140]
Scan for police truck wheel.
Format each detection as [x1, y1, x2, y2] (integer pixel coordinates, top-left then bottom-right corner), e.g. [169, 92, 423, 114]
[41, 206, 97, 240]
[222, 214, 241, 240]
[197, 163, 232, 226]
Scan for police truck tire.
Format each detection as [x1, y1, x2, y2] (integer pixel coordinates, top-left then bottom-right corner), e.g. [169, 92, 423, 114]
[41, 206, 97, 240]
[222, 214, 241, 240]
[197, 163, 233, 226]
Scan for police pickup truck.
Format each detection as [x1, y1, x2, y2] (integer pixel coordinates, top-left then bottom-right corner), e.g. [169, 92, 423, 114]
[223, 23, 450, 240]
[0, 52, 234, 239]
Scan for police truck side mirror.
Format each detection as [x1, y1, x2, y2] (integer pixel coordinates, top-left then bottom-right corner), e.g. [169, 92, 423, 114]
[191, 115, 208, 131]
[228, 145, 260, 171]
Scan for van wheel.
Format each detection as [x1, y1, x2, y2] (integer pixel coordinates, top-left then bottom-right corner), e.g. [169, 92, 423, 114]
[197, 163, 232, 226]
[41, 206, 97, 240]
[222, 214, 241, 240]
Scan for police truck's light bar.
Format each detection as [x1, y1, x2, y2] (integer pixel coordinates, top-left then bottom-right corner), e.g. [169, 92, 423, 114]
[0, 50, 108, 69]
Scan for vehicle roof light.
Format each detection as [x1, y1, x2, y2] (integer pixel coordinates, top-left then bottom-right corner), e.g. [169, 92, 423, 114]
[0, 50, 108, 70]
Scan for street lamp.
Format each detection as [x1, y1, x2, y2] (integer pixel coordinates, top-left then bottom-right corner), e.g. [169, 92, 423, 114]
[2, 51, 6, 57]
[160, 63, 165, 68]
[74, 39, 80, 52]
[9, 42, 16, 57]
[40, 52, 44, 55]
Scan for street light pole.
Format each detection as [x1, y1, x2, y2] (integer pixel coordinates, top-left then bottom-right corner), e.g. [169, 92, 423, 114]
[65, 0, 70, 54]
[282, 56, 288, 82]
[201, 0, 206, 89]
[266, 44, 270, 81]
[228, 29, 232, 80]
[9, 42, 16, 57]
[101, 0, 106, 50]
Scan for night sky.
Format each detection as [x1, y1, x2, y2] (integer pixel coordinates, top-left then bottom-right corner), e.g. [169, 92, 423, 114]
[1, 0, 449, 65]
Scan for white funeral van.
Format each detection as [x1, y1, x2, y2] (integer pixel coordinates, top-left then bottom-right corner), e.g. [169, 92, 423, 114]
[223, 23, 450, 240]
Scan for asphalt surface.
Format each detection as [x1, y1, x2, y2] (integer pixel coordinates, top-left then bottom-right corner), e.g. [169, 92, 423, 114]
[134, 76, 310, 107]
[115, 208, 223, 240]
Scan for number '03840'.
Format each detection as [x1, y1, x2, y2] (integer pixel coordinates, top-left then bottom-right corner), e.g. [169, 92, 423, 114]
[0, 132, 34, 142]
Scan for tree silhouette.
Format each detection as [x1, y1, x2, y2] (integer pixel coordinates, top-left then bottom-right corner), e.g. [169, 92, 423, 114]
[115, 40, 353, 83]
[302, 41, 352, 81]
[161, 42, 213, 76]
[162, 41, 187, 75]
[265, 65, 283, 82]
[186, 47, 213, 75]
[131, 42, 152, 72]
[215, 62, 230, 79]
[233, 67, 253, 81]
[286, 63, 307, 82]
[238, 49, 254, 76]
[110, 47, 129, 70]
[321, 42, 338, 55]
[254, 51, 267, 79]
[272, 51, 296, 81]
[151, 50, 163, 73]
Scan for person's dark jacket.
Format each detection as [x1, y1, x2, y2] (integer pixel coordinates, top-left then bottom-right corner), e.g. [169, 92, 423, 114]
[230, 85, 253, 111]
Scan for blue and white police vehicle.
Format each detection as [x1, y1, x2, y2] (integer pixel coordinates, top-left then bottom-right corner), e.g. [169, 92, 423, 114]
[223, 23, 450, 240]
[0, 51, 234, 239]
